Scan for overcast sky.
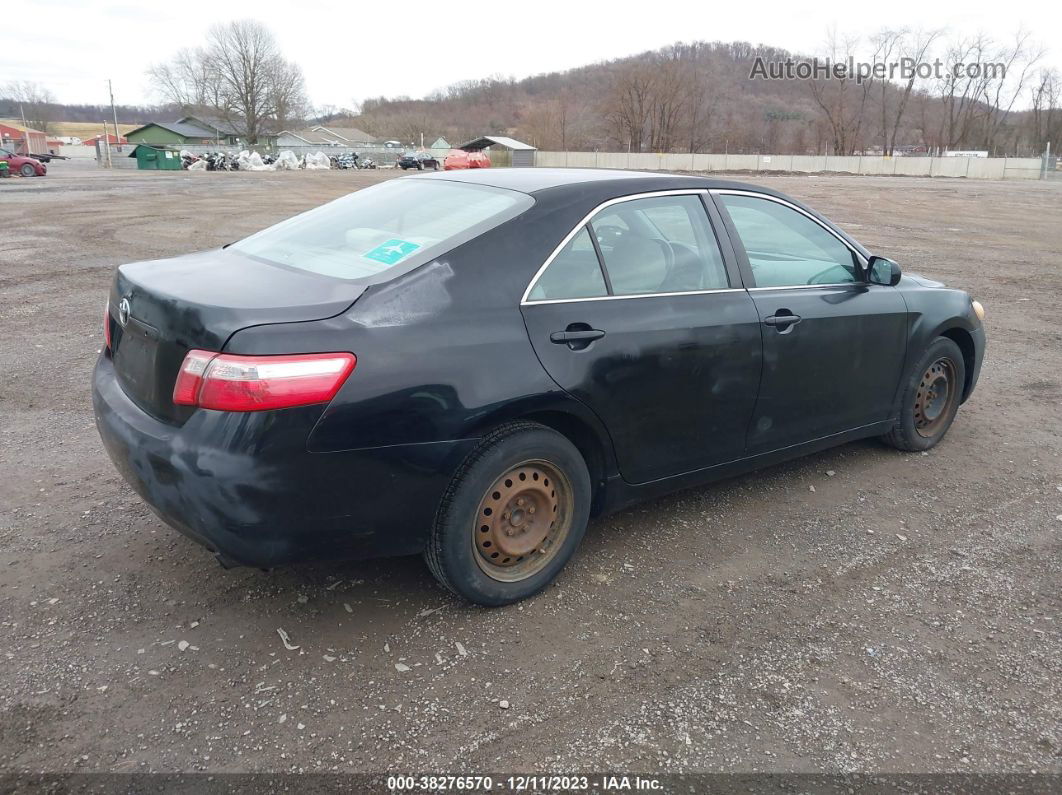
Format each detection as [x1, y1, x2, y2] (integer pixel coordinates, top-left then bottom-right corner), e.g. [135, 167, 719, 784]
[6, 0, 1060, 110]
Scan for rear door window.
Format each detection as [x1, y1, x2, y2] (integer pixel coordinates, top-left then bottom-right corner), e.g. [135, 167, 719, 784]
[527, 227, 608, 301]
[592, 195, 729, 295]
[233, 179, 532, 281]
[525, 194, 730, 302]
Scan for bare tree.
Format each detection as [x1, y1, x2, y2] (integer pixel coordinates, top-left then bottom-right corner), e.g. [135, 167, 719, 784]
[148, 20, 308, 142]
[871, 28, 906, 153]
[979, 29, 1043, 154]
[886, 29, 941, 154]
[932, 34, 994, 151]
[518, 101, 560, 149]
[270, 61, 310, 133]
[1029, 68, 1060, 154]
[808, 29, 874, 154]
[148, 48, 216, 109]
[4, 80, 57, 133]
[603, 62, 655, 151]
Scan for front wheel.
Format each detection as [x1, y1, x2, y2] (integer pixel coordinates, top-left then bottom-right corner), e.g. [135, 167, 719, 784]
[425, 422, 591, 606]
[20, 163, 37, 177]
[882, 336, 966, 452]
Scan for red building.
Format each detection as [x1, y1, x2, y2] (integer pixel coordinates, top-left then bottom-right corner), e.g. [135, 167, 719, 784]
[0, 122, 48, 155]
[83, 132, 128, 146]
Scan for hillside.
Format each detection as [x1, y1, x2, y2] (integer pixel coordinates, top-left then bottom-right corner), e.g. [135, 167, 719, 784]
[348, 42, 827, 154]
[345, 40, 1050, 157]
[5, 38, 1053, 156]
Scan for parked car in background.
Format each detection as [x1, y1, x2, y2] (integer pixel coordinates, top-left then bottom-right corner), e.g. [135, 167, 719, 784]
[398, 151, 440, 171]
[443, 149, 490, 170]
[0, 148, 47, 177]
[93, 169, 985, 606]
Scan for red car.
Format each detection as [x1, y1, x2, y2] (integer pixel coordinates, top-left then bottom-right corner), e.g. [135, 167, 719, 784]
[0, 147, 47, 177]
[443, 149, 490, 170]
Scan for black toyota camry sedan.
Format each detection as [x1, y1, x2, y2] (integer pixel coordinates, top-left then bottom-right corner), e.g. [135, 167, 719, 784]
[93, 169, 986, 605]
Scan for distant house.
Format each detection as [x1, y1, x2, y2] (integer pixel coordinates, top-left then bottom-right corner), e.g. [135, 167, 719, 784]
[176, 115, 239, 140]
[124, 116, 274, 147]
[276, 125, 378, 147]
[83, 133, 127, 146]
[430, 137, 450, 150]
[125, 120, 229, 146]
[313, 126, 377, 145]
[0, 122, 48, 155]
[275, 128, 333, 147]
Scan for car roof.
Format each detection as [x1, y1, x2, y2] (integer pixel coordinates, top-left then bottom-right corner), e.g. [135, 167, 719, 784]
[409, 167, 772, 196]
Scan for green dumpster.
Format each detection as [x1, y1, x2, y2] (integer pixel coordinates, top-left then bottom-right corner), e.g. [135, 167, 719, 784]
[131, 144, 182, 170]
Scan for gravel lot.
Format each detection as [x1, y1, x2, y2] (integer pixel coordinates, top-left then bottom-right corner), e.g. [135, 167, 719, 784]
[1, 164, 1060, 777]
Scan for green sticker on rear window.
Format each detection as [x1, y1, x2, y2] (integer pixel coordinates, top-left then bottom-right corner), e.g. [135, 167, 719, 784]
[363, 239, 420, 265]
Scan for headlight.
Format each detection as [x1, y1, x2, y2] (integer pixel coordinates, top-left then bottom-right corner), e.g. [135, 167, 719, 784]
[971, 300, 985, 321]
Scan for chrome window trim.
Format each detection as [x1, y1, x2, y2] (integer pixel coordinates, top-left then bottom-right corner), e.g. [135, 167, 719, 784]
[520, 189, 740, 306]
[746, 283, 861, 291]
[711, 189, 869, 275]
[523, 287, 737, 306]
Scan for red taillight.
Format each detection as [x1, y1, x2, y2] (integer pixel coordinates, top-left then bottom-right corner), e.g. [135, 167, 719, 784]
[104, 301, 112, 350]
[172, 350, 356, 412]
[172, 350, 216, 405]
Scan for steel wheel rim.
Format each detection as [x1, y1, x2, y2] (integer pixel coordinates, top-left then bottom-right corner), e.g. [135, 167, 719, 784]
[914, 357, 958, 438]
[472, 459, 573, 582]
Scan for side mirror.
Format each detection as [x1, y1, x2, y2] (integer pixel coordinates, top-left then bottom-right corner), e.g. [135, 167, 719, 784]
[867, 256, 902, 286]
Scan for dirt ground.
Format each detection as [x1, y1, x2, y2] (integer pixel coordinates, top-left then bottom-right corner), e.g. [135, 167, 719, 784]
[0, 162, 1060, 778]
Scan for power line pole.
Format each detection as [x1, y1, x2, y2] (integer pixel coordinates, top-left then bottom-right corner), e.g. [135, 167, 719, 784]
[18, 103, 28, 154]
[102, 120, 112, 169]
[108, 79, 122, 152]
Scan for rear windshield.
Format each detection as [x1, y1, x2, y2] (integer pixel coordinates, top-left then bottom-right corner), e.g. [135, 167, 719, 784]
[232, 178, 532, 280]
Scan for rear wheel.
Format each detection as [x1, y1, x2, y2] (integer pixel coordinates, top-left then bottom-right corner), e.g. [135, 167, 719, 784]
[20, 163, 36, 177]
[425, 422, 591, 606]
[882, 336, 965, 451]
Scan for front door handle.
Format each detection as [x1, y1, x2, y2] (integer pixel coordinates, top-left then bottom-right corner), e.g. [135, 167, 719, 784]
[550, 329, 605, 343]
[550, 325, 605, 350]
[764, 312, 801, 330]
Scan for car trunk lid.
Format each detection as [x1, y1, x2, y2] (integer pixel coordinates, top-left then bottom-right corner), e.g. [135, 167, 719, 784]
[108, 248, 365, 423]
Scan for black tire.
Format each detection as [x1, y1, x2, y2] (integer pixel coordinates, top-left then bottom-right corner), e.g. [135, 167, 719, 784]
[20, 163, 36, 177]
[882, 336, 966, 452]
[425, 421, 591, 606]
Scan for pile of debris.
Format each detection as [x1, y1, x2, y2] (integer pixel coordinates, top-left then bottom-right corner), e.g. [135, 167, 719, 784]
[179, 150, 376, 172]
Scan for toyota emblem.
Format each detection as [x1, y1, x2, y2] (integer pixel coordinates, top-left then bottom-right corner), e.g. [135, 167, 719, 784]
[117, 298, 131, 327]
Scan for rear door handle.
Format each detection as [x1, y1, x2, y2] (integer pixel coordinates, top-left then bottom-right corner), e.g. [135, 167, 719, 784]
[764, 313, 801, 329]
[550, 329, 605, 343]
[550, 327, 605, 350]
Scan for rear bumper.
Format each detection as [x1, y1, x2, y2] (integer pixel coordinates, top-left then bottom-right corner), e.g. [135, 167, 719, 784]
[92, 352, 475, 567]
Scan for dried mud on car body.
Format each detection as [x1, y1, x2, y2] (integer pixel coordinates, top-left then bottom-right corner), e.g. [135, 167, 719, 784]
[0, 167, 1060, 775]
